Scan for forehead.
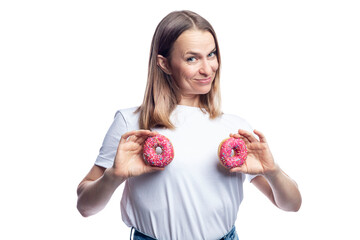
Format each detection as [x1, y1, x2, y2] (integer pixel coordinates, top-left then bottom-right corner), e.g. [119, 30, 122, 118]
[172, 30, 215, 54]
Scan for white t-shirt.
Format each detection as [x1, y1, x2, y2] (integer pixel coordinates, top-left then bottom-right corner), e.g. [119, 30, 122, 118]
[95, 105, 255, 240]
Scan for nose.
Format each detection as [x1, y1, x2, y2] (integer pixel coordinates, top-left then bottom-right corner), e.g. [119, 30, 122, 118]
[199, 60, 213, 76]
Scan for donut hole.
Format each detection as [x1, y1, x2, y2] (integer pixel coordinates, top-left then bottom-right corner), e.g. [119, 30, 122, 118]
[155, 146, 163, 155]
[231, 149, 235, 157]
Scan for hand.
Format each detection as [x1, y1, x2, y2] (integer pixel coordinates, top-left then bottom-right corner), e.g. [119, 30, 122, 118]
[110, 130, 164, 180]
[229, 129, 278, 176]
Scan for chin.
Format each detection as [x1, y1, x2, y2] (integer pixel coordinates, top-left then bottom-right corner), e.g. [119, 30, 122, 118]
[197, 87, 212, 95]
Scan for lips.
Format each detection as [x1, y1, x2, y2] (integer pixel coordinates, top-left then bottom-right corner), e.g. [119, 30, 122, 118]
[196, 77, 212, 84]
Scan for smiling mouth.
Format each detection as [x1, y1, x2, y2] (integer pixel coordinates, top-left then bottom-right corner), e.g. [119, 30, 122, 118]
[196, 77, 212, 84]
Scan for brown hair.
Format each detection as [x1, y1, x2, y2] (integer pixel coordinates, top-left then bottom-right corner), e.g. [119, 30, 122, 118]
[137, 10, 222, 130]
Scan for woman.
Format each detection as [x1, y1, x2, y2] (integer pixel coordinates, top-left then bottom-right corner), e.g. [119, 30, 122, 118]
[77, 10, 302, 240]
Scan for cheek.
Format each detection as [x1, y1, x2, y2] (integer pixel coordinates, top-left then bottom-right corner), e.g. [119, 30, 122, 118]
[176, 65, 198, 80]
[211, 60, 219, 72]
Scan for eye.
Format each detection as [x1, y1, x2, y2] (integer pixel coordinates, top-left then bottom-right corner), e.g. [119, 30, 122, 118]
[208, 51, 217, 58]
[186, 57, 196, 62]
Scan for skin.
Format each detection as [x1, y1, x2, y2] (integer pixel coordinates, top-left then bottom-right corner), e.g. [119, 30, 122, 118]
[77, 29, 301, 217]
[157, 30, 218, 107]
[77, 130, 163, 217]
[229, 129, 302, 211]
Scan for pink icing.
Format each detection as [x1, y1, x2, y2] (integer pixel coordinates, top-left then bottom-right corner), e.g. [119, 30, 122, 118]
[219, 137, 247, 168]
[143, 134, 174, 167]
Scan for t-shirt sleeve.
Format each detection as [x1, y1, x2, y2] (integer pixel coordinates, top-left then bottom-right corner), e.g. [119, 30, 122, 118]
[95, 111, 128, 169]
[246, 174, 258, 182]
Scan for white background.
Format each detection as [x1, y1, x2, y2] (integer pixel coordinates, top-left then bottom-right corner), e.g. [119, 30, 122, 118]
[1, 0, 359, 239]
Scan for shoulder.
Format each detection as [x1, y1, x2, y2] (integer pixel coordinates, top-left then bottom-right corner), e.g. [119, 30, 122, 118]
[114, 106, 140, 130]
[115, 106, 139, 118]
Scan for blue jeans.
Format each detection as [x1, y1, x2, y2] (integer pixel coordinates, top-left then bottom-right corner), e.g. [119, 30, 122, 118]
[131, 226, 239, 240]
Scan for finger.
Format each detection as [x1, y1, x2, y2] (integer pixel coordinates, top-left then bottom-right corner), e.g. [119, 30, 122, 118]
[229, 133, 250, 145]
[241, 137, 250, 145]
[253, 129, 267, 143]
[120, 133, 129, 144]
[133, 130, 159, 145]
[121, 130, 155, 140]
[149, 166, 165, 172]
[135, 134, 151, 145]
[142, 165, 165, 175]
[229, 165, 248, 174]
[237, 129, 258, 143]
[132, 130, 156, 138]
[229, 133, 241, 138]
[120, 131, 136, 141]
[119, 130, 153, 147]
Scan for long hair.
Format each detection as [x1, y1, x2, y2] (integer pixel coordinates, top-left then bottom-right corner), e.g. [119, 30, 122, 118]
[137, 10, 222, 130]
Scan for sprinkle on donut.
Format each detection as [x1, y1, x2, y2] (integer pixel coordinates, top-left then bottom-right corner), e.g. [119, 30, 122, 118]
[143, 134, 174, 167]
[218, 137, 247, 169]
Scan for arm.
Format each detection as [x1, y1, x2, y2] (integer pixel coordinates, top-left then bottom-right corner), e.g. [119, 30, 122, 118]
[77, 130, 163, 217]
[77, 165, 125, 217]
[230, 129, 302, 212]
[251, 168, 301, 212]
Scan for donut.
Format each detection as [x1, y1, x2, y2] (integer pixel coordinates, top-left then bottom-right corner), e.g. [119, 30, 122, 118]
[218, 137, 247, 169]
[143, 134, 174, 167]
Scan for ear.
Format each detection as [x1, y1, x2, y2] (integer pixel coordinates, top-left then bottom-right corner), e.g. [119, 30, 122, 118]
[157, 55, 172, 75]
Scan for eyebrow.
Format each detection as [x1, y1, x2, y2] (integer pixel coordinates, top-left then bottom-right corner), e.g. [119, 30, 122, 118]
[184, 47, 217, 56]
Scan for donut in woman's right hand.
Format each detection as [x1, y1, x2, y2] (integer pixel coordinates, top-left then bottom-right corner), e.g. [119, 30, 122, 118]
[143, 134, 174, 167]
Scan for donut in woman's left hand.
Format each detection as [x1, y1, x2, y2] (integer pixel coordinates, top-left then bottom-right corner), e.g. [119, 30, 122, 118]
[218, 137, 247, 169]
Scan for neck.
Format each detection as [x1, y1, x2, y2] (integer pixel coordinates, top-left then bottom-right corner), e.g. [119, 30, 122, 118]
[178, 95, 200, 107]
